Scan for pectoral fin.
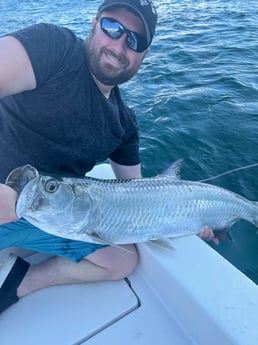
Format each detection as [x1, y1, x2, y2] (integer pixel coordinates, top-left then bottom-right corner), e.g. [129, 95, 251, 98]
[87, 232, 135, 254]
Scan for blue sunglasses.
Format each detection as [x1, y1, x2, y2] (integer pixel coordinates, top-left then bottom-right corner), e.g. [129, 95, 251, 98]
[98, 17, 148, 53]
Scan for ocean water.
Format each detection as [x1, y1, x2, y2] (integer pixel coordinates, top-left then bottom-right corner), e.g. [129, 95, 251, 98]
[1, 0, 258, 283]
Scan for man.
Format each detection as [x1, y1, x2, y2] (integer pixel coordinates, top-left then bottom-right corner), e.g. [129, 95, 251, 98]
[0, 0, 157, 314]
[0, 0, 216, 314]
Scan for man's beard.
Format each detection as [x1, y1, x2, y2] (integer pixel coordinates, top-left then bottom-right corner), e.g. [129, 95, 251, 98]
[85, 29, 141, 86]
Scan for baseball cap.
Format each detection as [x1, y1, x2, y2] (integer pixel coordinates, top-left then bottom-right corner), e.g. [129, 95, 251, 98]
[97, 0, 158, 46]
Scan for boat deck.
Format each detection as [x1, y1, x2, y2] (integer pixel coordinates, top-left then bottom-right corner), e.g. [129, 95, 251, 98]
[1, 236, 258, 345]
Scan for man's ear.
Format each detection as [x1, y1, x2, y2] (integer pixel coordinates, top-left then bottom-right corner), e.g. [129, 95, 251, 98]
[142, 48, 150, 60]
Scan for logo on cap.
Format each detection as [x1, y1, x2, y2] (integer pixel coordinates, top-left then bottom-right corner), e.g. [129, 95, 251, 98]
[140, 0, 149, 5]
[139, 0, 157, 15]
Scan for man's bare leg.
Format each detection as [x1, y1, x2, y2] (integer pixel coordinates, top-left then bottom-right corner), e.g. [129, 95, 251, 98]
[0, 185, 18, 224]
[17, 244, 138, 297]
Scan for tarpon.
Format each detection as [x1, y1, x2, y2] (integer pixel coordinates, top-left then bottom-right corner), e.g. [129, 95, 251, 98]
[15, 162, 258, 245]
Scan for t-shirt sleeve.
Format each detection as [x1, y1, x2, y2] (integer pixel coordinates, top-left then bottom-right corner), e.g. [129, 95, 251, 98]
[10, 23, 81, 87]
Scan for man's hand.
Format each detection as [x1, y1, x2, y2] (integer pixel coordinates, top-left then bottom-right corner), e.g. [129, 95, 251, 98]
[198, 226, 220, 245]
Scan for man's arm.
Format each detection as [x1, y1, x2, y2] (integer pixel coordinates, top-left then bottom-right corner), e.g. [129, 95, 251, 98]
[0, 35, 36, 98]
[109, 159, 142, 179]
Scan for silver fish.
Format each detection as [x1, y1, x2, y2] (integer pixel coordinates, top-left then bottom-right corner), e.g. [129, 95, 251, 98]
[15, 163, 258, 245]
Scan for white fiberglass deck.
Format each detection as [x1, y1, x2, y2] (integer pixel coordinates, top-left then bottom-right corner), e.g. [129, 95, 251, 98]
[1, 237, 258, 345]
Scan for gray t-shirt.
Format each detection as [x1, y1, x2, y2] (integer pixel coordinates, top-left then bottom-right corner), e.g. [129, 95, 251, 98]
[0, 23, 139, 182]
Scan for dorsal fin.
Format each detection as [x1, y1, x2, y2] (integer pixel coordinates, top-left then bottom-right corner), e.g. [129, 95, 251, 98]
[158, 159, 183, 179]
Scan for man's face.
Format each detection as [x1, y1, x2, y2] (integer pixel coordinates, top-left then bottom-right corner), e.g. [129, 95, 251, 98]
[85, 7, 148, 86]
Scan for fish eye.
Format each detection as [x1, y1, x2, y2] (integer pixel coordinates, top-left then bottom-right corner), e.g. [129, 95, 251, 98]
[44, 178, 60, 193]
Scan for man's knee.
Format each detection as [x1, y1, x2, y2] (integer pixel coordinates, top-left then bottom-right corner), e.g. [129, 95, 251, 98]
[0, 184, 18, 225]
[86, 244, 139, 280]
[112, 244, 138, 280]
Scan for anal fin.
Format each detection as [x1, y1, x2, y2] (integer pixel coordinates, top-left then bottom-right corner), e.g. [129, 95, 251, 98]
[147, 239, 175, 251]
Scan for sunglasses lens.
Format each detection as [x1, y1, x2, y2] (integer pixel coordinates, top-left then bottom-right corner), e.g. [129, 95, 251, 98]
[100, 17, 148, 53]
[127, 32, 148, 52]
[101, 18, 123, 39]
[126, 32, 138, 51]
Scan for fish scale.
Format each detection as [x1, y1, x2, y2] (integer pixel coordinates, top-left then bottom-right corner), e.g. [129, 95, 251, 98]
[16, 167, 258, 245]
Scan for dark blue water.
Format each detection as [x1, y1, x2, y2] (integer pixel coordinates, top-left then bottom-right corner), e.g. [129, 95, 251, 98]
[1, 0, 258, 283]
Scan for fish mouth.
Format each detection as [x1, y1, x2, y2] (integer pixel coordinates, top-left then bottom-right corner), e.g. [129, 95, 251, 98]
[5, 164, 39, 195]
[16, 178, 39, 218]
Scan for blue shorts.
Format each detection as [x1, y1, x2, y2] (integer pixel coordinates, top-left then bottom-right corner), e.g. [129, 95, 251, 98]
[0, 218, 107, 262]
